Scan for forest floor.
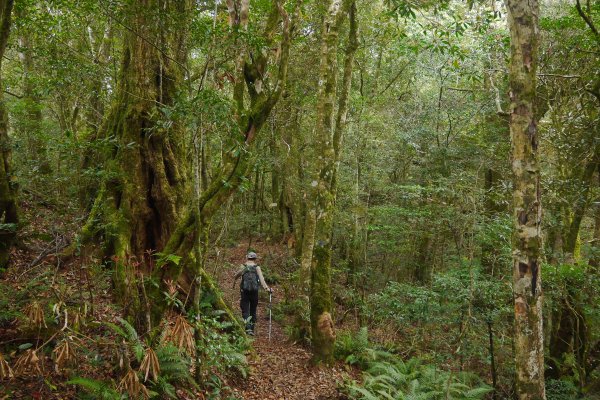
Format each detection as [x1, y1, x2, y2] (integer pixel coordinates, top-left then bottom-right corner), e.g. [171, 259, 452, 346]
[216, 242, 356, 400]
[0, 195, 357, 399]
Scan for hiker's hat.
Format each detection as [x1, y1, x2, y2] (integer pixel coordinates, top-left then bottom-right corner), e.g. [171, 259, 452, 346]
[246, 251, 258, 260]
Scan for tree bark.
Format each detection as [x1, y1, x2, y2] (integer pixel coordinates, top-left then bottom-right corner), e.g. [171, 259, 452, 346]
[303, 0, 357, 364]
[505, 0, 546, 398]
[563, 154, 599, 256]
[78, 0, 190, 320]
[147, 0, 296, 326]
[0, 0, 16, 271]
[592, 167, 600, 268]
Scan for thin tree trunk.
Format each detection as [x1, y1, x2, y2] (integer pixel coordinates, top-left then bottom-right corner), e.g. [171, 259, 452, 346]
[0, 0, 16, 270]
[505, 0, 546, 398]
[564, 155, 599, 256]
[17, 11, 51, 174]
[488, 320, 498, 400]
[592, 167, 600, 268]
[305, 0, 357, 364]
[482, 168, 502, 275]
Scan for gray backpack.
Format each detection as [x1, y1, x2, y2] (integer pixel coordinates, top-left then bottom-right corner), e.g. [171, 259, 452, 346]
[241, 264, 260, 291]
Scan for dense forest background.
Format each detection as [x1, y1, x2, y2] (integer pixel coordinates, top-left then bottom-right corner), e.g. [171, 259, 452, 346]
[0, 0, 599, 399]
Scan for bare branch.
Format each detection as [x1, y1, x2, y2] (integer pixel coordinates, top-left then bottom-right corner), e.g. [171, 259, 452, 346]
[576, 0, 599, 40]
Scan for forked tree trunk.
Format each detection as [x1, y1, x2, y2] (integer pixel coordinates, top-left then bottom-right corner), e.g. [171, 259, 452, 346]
[505, 0, 546, 398]
[79, 25, 113, 209]
[0, 0, 16, 271]
[80, 0, 189, 319]
[148, 0, 295, 325]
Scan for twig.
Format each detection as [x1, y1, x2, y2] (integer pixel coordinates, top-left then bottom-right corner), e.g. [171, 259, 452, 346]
[26, 239, 69, 269]
[538, 73, 581, 79]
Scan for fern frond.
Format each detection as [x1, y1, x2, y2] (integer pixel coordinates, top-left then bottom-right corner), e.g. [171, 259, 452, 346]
[67, 376, 121, 399]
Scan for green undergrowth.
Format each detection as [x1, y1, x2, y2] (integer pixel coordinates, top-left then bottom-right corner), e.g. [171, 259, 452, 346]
[0, 263, 249, 400]
[335, 327, 492, 399]
[344, 357, 492, 400]
[69, 315, 249, 399]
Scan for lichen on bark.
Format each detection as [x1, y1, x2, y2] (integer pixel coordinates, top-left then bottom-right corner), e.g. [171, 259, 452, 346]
[505, 0, 546, 398]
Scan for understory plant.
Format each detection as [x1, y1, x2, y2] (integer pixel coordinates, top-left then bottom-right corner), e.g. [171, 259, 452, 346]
[346, 357, 492, 400]
[69, 313, 248, 399]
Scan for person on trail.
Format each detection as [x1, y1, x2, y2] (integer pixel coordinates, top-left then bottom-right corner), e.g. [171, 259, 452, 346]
[233, 251, 271, 335]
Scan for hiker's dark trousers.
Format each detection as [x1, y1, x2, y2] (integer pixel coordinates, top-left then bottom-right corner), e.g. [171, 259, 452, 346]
[240, 289, 259, 332]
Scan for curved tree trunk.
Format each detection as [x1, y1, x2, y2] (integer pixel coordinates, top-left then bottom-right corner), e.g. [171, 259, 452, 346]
[505, 0, 546, 398]
[146, 0, 296, 326]
[0, 0, 16, 271]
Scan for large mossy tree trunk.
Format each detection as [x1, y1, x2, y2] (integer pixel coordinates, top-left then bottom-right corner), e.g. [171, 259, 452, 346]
[302, 0, 357, 364]
[80, 0, 190, 318]
[0, 0, 16, 271]
[504, 0, 546, 399]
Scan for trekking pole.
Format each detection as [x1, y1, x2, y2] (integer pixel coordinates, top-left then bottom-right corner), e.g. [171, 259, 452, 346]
[268, 289, 273, 342]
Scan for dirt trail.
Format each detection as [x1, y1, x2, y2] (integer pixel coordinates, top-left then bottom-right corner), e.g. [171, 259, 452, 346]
[216, 243, 351, 400]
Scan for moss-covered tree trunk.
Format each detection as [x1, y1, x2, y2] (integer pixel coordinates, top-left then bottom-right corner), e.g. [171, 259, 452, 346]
[592, 167, 600, 268]
[80, 0, 190, 318]
[563, 154, 599, 256]
[303, 0, 356, 364]
[505, 0, 546, 398]
[0, 0, 16, 271]
[148, 0, 295, 325]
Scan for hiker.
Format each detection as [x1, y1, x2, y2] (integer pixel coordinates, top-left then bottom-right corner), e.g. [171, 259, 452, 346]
[233, 251, 271, 335]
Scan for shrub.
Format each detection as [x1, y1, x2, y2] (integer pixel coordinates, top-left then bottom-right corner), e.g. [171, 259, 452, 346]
[545, 379, 580, 400]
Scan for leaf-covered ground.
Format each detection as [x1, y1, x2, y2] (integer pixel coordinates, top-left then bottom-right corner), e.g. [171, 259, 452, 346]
[218, 243, 356, 400]
[0, 196, 356, 399]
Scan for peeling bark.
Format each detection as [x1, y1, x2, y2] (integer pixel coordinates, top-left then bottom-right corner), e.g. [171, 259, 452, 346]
[505, 0, 546, 398]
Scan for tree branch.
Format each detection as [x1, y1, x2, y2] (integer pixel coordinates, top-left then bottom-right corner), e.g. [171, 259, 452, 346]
[576, 0, 599, 40]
